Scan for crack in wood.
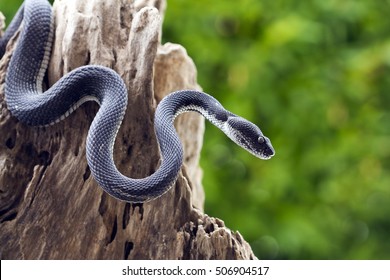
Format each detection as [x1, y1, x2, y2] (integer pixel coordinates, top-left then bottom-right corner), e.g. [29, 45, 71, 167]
[124, 241, 134, 259]
[0, 0, 257, 260]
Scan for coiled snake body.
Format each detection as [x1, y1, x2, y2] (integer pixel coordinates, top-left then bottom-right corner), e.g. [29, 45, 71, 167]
[0, 0, 274, 203]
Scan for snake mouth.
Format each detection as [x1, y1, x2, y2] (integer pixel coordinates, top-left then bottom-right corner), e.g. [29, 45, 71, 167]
[238, 135, 275, 160]
[262, 151, 275, 160]
[265, 145, 275, 159]
[245, 142, 275, 160]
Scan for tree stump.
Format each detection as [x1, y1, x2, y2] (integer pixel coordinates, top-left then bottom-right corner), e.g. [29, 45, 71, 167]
[0, 0, 256, 259]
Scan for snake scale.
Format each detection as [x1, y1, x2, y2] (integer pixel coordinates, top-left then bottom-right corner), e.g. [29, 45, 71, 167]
[0, 0, 275, 203]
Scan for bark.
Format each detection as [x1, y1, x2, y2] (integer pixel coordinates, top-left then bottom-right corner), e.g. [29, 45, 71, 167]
[0, 0, 256, 259]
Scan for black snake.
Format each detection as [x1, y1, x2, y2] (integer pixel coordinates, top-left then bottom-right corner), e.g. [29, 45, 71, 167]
[0, 0, 275, 203]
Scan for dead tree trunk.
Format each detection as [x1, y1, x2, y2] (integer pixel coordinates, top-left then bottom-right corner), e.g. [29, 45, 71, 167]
[0, 0, 256, 259]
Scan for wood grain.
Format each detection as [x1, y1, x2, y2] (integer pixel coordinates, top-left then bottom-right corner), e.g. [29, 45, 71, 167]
[0, 0, 256, 259]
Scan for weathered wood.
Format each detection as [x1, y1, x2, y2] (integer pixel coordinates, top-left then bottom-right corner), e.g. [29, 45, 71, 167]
[0, 0, 256, 259]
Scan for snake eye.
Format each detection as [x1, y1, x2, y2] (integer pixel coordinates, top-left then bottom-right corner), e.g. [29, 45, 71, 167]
[258, 136, 265, 144]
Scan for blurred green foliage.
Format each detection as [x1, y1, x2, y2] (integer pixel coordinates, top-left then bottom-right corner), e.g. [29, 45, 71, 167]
[164, 0, 390, 260]
[2, 0, 390, 259]
[1, 0, 23, 22]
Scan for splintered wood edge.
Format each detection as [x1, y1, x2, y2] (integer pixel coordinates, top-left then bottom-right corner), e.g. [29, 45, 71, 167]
[0, 0, 257, 260]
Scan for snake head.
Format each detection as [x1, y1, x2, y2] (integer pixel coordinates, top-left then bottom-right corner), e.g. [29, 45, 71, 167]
[225, 116, 275, 160]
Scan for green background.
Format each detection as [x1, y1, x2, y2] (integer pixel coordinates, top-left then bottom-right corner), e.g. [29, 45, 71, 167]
[2, 0, 390, 259]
